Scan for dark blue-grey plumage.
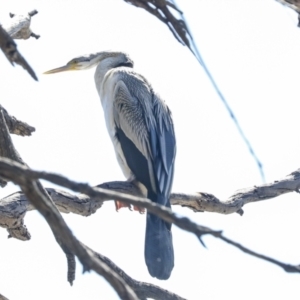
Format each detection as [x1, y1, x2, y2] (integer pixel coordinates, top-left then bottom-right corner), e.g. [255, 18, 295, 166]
[113, 71, 176, 280]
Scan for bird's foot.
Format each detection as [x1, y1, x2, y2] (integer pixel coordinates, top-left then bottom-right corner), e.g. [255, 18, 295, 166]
[115, 201, 145, 214]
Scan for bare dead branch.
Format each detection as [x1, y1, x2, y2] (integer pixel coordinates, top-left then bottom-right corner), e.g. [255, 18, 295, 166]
[0, 186, 183, 298]
[0, 107, 25, 187]
[0, 25, 37, 80]
[2, 166, 299, 235]
[275, 0, 300, 26]
[275, 0, 300, 12]
[88, 244, 187, 300]
[0, 106, 136, 296]
[20, 178, 138, 299]
[68, 169, 300, 216]
[123, 0, 265, 181]
[0, 105, 35, 136]
[0, 107, 77, 283]
[124, 0, 193, 52]
[0, 10, 39, 80]
[0, 188, 101, 240]
[6, 11, 40, 40]
[0, 104, 138, 298]
[0, 158, 299, 275]
[66, 253, 76, 286]
[219, 235, 300, 273]
[0, 293, 9, 300]
[28, 10, 39, 18]
[0, 108, 23, 162]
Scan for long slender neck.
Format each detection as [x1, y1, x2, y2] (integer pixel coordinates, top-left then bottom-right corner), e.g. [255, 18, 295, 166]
[94, 54, 131, 94]
[94, 60, 113, 88]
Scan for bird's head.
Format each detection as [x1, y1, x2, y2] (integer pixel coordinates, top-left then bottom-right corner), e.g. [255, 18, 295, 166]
[44, 54, 101, 74]
[44, 51, 134, 74]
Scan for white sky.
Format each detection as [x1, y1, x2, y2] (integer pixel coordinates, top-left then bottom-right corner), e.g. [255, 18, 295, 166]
[0, 0, 300, 299]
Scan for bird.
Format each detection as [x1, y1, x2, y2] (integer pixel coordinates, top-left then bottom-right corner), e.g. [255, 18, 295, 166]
[44, 51, 176, 280]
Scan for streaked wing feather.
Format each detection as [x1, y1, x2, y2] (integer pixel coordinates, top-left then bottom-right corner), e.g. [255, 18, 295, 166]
[113, 72, 176, 202]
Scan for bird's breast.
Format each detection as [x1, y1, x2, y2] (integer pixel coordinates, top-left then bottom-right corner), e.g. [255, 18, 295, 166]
[97, 71, 118, 139]
[97, 72, 133, 179]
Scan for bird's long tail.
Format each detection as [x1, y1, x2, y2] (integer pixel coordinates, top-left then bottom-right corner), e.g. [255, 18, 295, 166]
[144, 194, 174, 280]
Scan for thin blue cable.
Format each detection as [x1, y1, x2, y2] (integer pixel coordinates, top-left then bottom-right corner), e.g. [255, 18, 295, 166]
[171, 0, 265, 182]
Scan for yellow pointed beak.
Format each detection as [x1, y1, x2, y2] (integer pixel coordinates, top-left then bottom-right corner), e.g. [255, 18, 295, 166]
[43, 64, 75, 74]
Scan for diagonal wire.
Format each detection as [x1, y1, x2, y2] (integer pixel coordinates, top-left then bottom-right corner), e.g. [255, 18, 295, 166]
[171, 0, 265, 181]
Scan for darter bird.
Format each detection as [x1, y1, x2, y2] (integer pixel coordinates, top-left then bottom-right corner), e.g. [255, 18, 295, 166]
[44, 51, 176, 280]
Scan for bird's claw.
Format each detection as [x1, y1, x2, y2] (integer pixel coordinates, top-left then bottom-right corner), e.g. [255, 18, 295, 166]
[133, 205, 145, 214]
[115, 200, 145, 214]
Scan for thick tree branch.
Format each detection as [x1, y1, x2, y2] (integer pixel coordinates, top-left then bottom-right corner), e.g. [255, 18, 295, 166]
[0, 158, 299, 276]
[20, 178, 138, 300]
[3, 166, 298, 235]
[0, 107, 78, 283]
[0, 108, 139, 298]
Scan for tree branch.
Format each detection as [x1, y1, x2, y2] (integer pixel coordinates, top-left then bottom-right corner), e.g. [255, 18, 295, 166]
[0, 12, 38, 80]
[275, 0, 300, 13]
[219, 235, 300, 273]
[0, 105, 35, 136]
[19, 178, 138, 299]
[124, 0, 193, 54]
[5, 10, 40, 40]
[3, 166, 298, 236]
[275, 0, 300, 26]
[88, 244, 187, 300]
[0, 108, 139, 298]
[123, 0, 265, 181]
[0, 107, 25, 187]
[0, 294, 9, 300]
[0, 158, 299, 276]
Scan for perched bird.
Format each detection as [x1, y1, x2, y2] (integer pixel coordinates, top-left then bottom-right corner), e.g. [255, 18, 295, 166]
[44, 51, 176, 280]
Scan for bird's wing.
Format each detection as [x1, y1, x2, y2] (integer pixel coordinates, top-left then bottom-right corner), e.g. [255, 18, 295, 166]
[113, 72, 176, 205]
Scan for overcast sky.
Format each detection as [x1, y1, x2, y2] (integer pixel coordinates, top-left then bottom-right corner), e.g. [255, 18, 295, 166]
[1, 1, 300, 299]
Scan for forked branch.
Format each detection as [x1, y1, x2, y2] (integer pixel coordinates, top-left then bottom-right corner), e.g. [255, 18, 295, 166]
[0, 158, 299, 277]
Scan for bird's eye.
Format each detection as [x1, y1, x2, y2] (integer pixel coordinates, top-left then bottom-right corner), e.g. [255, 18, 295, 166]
[73, 59, 78, 64]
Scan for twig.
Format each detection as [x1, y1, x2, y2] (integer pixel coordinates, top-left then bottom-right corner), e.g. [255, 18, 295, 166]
[220, 235, 300, 273]
[66, 253, 76, 286]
